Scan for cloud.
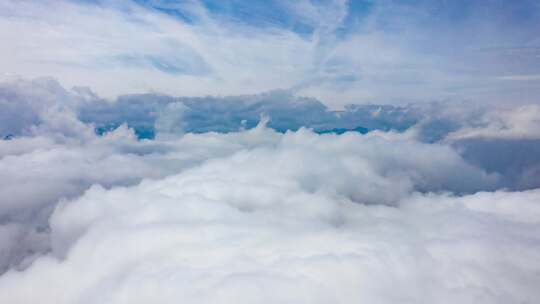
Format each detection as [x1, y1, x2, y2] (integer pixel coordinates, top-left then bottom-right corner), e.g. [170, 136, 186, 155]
[0, 115, 285, 273]
[0, 77, 81, 137]
[1, 0, 539, 106]
[77, 87, 424, 137]
[1, 77, 540, 302]
[1, 0, 540, 300]
[444, 104, 540, 141]
[5, 77, 540, 195]
[435, 105, 540, 189]
[0, 137, 537, 303]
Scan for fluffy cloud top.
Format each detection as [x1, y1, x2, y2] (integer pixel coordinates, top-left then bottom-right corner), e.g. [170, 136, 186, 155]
[445, 104, 540, 141]
[0, 130, 538, 303]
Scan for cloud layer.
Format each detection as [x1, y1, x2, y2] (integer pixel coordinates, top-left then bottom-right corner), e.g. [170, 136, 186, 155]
[1, 128, 539, 303]
[0, 78, 540, 303]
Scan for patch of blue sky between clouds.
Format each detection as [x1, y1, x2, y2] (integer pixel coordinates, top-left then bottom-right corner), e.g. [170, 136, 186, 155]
[115, 0, 366, 36]
[164, 0, 316, 34]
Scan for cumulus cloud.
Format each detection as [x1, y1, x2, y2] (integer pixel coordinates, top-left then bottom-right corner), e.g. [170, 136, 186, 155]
[75, 80, 540, 192]
[429, 104, 540, 189]
[0, 78, 282, 271]
[0, 116, 284, 272]
[78, 89, 385, 137]
[0, 77, 81, 137]
[1, 77, 540, 303]
[0, 136, 537, 303]
[445, 104, 540, 141]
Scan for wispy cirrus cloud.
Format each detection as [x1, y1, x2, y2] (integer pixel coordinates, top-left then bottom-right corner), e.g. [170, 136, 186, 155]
[1, 0, 540, 106]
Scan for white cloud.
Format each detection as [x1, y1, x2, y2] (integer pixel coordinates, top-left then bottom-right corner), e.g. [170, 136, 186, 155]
[445, 104, 540, 141]
[1, 77, 540, 302]
[0, 0, 316, 99]
[0, 140, 536, 302]
[1, 0, 540, 300]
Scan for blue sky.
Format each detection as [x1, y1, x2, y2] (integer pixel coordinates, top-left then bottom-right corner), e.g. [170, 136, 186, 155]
[1, 0, 539, 107]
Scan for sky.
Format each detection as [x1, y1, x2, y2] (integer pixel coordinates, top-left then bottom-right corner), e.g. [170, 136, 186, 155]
[1, 0, 540, 107]
[1, 1, 540, 303]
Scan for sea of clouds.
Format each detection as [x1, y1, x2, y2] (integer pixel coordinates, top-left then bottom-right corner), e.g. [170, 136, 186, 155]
[1, 77, 540, 303]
